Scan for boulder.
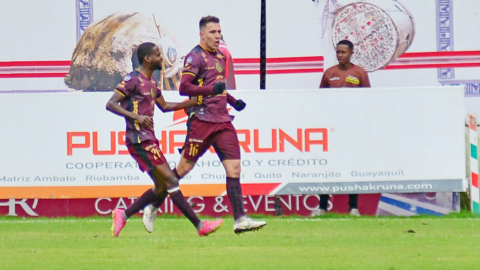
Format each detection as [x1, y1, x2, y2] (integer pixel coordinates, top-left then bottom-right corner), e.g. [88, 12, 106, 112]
[65, 12, 163, 91]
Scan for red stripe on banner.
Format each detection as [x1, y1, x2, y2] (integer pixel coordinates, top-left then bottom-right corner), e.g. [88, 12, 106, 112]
[267, 68, 323, 74]
[384, 63, 480, 70]
[267, 56, 324, 63]
[233, 58, 260, 64]
[0, 61, 71, 67]
[473, 173, 479, 188]
[1, 50, 480, 78]
[234, 70, 260, 75]
[0, 194, 384, 217]
[0, 73, 68, 78]
[400, 51, 480, 58]
[241, 183, 282, 195]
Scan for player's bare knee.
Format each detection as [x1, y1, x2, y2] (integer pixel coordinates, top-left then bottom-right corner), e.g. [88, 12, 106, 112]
[223, 160, 241, 178]
[177, 158, 195, 176]
[165, 176, 179, 190]
[151, 186, 164, 197]
[225, 165, 241, 178]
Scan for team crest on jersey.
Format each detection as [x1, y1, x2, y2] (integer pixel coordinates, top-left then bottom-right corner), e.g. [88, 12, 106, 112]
[215, 59, 223, 72]
[151, 88, 155, 98]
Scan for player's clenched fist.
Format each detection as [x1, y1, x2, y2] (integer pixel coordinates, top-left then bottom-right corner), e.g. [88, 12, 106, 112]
[232, 100, 246, 111]
[213, 82, 226, 95]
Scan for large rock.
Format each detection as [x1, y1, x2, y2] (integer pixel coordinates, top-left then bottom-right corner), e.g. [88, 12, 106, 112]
[65, 12, 164, 91]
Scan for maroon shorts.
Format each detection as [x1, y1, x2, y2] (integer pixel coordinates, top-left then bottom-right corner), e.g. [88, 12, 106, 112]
[182, 117, 240, 162]
[127, 140, 167, 172]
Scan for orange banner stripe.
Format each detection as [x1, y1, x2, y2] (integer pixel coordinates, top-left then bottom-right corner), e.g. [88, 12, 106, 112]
[0, 184, 226, 199]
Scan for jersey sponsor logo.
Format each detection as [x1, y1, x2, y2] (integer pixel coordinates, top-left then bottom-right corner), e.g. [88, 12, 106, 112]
[329, 77, 340, 81]
[205, 66, 215, 70]
[186, 56, 193, 65]
[346, 76, 360, 84]
[217, 53, 225, 59]
[123, 75, 131, 81]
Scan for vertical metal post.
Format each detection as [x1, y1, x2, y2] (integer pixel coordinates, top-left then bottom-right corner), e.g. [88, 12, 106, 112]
[260, 0, 266, 89]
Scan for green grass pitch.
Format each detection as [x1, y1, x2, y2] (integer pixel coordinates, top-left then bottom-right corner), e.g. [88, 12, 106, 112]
[1, 213, 480, 269]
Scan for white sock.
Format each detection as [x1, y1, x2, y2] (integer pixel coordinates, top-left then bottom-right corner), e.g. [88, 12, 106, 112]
[234, 216, 247, 224]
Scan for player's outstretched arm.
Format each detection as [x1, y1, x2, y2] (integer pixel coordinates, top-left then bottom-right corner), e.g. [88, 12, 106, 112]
[226, 93, 246, 111]
[179, 73, 225, 96]
[227, 93, 237, 105]
[155, 95, 198, 112]
[106, 92, 153, 129]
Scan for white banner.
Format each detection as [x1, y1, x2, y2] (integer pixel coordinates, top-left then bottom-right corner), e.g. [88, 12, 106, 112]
[0, 87, 467, 197]
[265, 0, 480, 96]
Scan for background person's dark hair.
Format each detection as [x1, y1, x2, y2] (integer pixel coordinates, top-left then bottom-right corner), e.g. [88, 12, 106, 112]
[137, 42, 157, 65]
[199, 16, 220, 30]
[337, 40, 354, 51]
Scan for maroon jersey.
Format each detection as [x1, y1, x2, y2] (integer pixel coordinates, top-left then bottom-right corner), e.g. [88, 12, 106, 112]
[320, 64, 370, 88]
[114, 70, 162, 145]
[182, 45, 232, 123]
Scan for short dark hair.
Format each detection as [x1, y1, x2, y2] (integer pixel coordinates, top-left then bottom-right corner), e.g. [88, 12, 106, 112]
[137, 42, 157, 65]
[199, 16, 220, 30]
[337, 40, 354, 51]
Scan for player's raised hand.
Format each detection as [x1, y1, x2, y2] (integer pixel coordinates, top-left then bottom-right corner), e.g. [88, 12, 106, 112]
[136, 115, 154, 129]
[233, 100, 246, 111]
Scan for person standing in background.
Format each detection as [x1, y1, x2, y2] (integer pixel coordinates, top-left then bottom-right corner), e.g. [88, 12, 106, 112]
[312, 39, 370, 217]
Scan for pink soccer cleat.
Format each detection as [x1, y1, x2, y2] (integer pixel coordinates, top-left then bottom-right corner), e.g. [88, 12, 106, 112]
[198, 220, 224, 237]
[111, 208, 127, 237]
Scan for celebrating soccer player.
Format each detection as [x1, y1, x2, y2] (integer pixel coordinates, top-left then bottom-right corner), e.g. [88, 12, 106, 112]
[143, 16, 266, 234]
[311, 39, 371, 217]
[106, 42, 223, 237]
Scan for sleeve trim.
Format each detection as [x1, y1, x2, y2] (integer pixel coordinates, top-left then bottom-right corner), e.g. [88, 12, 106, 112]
[182, 72, 196, 77]
[114, 89, 126, 97]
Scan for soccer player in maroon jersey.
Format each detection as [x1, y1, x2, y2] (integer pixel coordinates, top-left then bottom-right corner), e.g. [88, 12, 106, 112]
[143, 16, 266, 234]
[312, 39, 371, 217]
[106, 42, 223, 237]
